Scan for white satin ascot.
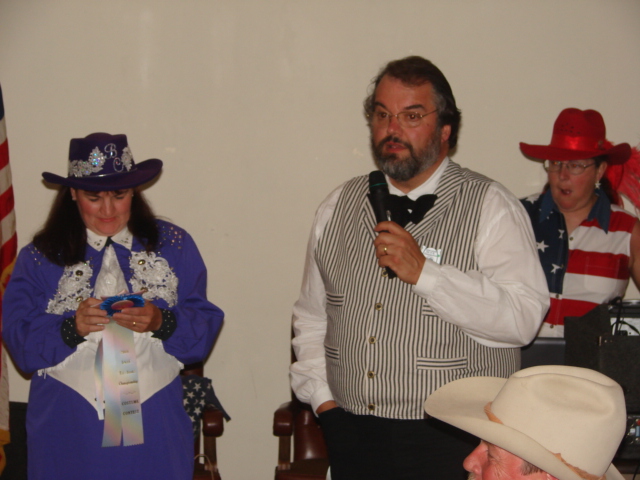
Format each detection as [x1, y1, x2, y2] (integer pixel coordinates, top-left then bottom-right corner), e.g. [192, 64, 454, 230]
[41, 228, 182, 445]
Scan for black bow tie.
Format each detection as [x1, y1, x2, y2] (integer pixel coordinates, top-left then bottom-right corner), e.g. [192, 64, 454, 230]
[387, 194, 437, 227]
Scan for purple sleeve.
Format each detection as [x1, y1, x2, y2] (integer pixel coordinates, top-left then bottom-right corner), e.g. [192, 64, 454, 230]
[158, 229, 224, 365]
[3, 246, 77, 373]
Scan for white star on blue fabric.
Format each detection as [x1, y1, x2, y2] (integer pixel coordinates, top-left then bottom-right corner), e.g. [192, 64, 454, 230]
[558, 229, 565, 239]
[551, 264, 562, 274]
[537, 241, 548, 252]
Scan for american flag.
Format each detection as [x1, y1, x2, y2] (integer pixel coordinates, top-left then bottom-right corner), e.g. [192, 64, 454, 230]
[181, 375, 230, 441]
[0, 83, 16, 473]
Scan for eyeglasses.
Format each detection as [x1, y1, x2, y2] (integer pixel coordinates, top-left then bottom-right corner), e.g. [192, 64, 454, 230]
[368, 108, 438, 129]
[543, 160, 596, 175]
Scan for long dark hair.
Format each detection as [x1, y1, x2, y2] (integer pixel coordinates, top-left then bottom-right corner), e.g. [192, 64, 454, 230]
[33, 187, 159, 266]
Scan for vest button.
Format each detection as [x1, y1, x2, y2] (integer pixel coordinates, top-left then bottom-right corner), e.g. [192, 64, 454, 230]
[367, 403, 376, 411]
[374, 303, 383, 311]
[367, 371, 376, 379]
[368, 336, 376, 344]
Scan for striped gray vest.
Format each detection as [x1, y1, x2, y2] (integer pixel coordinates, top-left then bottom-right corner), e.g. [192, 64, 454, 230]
[315, 161, 519, 420]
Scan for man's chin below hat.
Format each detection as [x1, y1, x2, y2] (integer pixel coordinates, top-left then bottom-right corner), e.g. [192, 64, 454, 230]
[430, 414, 595, 480]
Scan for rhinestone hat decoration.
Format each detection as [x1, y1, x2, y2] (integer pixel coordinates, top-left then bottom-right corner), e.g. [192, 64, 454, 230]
[69, 143, 134, 178]
[42, 133, 162, 191]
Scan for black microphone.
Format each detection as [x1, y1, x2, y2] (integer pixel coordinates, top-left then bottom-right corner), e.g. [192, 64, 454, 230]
[368, 171, 396, 279]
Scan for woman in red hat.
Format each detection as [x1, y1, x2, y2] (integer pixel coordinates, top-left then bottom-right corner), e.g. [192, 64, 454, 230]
[3, 133, 224, 479]
[520, 108, 640, 337]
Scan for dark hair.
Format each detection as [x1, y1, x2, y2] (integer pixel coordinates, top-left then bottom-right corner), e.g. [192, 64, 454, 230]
[363, 56, 461, 149]
[33, 187, 159, 266]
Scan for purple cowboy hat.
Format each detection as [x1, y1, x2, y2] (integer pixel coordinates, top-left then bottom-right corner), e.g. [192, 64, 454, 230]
[42, 132, 162, 191]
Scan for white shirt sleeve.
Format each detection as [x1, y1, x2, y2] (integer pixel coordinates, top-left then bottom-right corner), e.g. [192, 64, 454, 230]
[290, 184, 343, 412]
[290, 179, 550, 410]
[413, 182, 549, 347]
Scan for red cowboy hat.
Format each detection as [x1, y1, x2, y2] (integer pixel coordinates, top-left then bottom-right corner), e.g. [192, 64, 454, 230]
[519, 108, 631, 165]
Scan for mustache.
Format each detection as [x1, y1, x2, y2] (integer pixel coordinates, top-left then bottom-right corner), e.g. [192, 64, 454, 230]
[377, 135, 413, 151]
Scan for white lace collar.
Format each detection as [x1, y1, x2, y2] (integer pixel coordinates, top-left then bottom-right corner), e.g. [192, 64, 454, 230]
[86, 228, 133, 251]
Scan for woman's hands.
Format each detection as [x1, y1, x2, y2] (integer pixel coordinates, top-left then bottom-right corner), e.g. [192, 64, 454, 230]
[75, 298, 162, 336]
[112, 301, 162, 333]
[75, 298, 109, 336]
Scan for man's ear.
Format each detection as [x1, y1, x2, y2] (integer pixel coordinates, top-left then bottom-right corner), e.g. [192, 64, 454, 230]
[441, 124, 451, 145]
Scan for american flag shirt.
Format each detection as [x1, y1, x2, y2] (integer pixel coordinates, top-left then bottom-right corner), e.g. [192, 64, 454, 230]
[521, 190, 635, 326]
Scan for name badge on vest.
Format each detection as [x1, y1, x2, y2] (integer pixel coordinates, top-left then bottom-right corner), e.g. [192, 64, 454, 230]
[422, 247, 443, 264]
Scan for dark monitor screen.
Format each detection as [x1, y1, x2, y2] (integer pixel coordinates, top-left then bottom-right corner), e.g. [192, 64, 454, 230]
[521, 337, 566, 369]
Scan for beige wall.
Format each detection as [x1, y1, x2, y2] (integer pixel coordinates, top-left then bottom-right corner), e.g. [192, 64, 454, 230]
[1, 1, 639, 478]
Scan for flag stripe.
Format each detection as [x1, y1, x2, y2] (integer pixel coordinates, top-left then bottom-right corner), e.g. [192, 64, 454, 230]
[0, 135, 7, 170]
[0, 82, 16, 443]
[567, 250, 629, 279]
[0, 236, 16, 297]
[0, 187, 14, 221]
[0, 165, 11, 198]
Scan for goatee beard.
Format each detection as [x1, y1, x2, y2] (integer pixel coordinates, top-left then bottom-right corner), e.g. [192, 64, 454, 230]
[371, 128, 442, 183]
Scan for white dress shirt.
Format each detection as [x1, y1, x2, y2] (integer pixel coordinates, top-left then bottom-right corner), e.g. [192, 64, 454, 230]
[290, 158, 550, 412]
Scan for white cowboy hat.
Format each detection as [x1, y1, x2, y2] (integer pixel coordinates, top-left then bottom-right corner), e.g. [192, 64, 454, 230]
[424, 365, 626, 480]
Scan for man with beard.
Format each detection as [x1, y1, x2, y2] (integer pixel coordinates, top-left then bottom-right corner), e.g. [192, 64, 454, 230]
[290, 56, 549, 480]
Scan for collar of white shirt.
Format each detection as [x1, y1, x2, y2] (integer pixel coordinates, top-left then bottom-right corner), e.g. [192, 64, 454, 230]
[86, 228, 133, 251]
[386, 157, 449, 199]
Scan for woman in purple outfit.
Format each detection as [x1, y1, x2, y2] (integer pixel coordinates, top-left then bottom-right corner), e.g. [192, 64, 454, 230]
[3, 132, 223, 479]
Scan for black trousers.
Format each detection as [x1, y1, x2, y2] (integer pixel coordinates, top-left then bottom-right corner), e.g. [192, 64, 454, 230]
[318, 408, 477, 480]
